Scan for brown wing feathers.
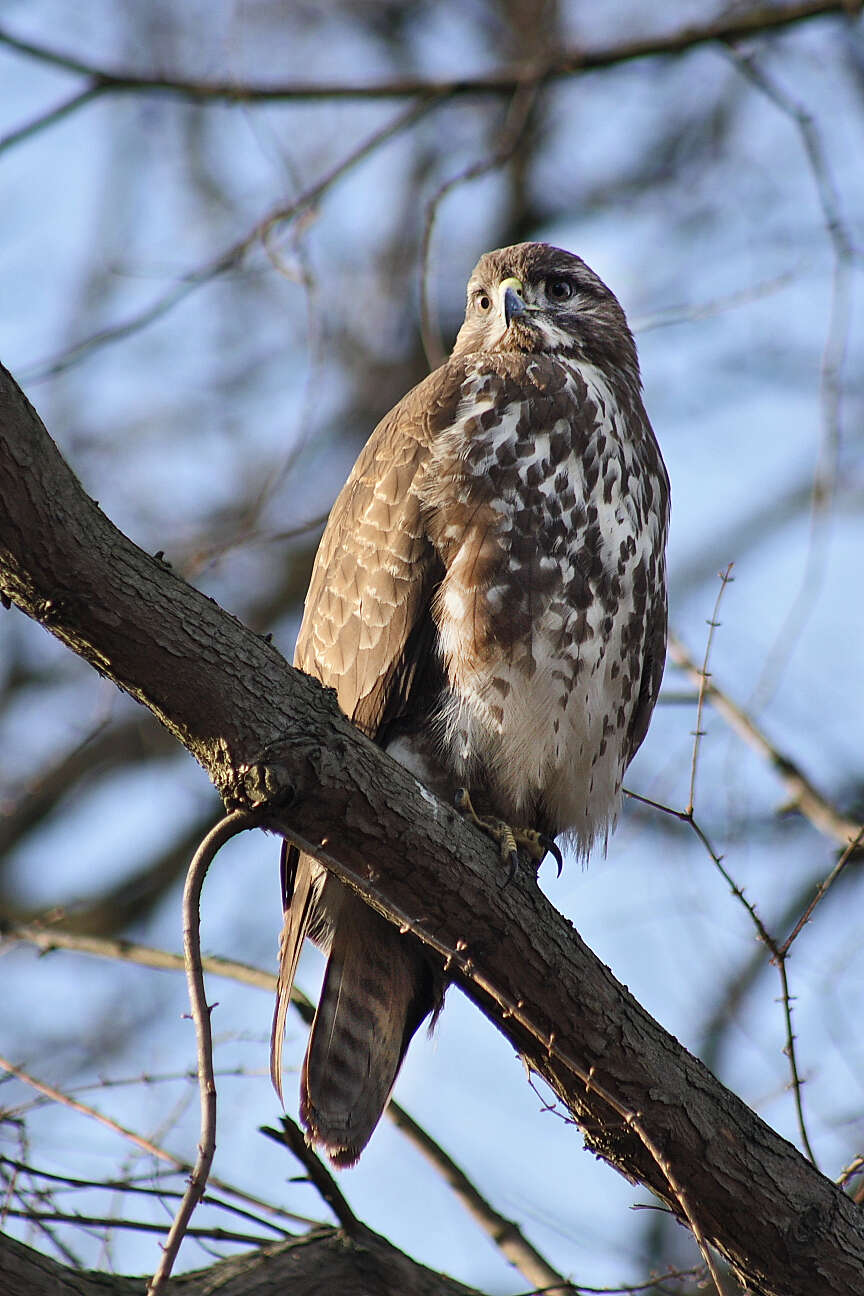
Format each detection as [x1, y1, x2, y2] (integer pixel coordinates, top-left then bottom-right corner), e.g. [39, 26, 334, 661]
[270, 372, 453, 1164]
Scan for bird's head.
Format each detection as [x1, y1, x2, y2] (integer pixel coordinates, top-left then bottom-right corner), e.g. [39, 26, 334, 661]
[451, 242, 640, 385]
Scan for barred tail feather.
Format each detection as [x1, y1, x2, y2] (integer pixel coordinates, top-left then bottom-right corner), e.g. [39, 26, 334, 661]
[300, 893, 437, 1167]
[270, 843, 318, 1105]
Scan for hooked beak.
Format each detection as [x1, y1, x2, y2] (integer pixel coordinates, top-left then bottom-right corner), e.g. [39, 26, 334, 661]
[500, 276, 527, 327]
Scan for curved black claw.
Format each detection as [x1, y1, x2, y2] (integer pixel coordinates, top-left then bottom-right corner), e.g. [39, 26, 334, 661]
[454, 787, 560, 883]
[540, 835, 564, 877]
[503, 849, 520, 888]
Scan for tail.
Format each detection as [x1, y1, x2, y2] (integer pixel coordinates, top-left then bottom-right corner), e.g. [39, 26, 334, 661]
[270, 843, 323, 1104]
[271, 843, 440, 1166]
[302, 891, 439, 1166]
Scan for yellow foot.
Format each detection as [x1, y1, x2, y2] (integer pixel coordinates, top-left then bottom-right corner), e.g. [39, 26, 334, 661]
[454, 789, 563, 882]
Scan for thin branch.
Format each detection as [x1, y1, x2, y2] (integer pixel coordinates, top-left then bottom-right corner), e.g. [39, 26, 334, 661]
[779, 826, 864, 955]
[631, 264, 804, 334]
[22, 95, 440, 383]
[4, 1067, 264, 1123]
[0, 85, 102, 157]
[386, 1100, 572, 1296]
[749, 254, 853, 710]
[0, 713, 165, 861]
[722, 45, 858, 711]
[147, 809, 261, 1294]
[181, 220, 326, 580]
[723, 46, 856, 264]
[838, 1152, 864, 1191]
[7, 919, 571, 1289]
[1, 921, 274, 991]
[0, 1208, 269, 1246]
[667, 630, 863, 848]
[0, 1052, 317, 1231]
[687, 565, 734, 815]
[623, 790, 775, 947]
[181, 509, 329, 577]
[261, 1117, 358, 1233]
[0, 3, 857, 105]
[5, 1187, 82, 1269]
[698, 846, 861, 1073]
[624, 789, 818, 1167]
[776, 959, 818, 1166]
[508, 1268, 706, 1295]
[0, 1054, 193, 1167]
[0, 1156, 291, 1239]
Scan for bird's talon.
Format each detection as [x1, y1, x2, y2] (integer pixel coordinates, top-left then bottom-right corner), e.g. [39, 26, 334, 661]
[504, 850, 519, 887]
[499, 824, 518, 862]
[512, 828, 545, 863]
[542, 836, 564, 877]
[455, 789, 562, 882]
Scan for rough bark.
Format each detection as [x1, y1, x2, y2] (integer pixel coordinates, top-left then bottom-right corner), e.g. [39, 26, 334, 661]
[1, 360, 863, 1295]
[0, 1225, 483, 1296]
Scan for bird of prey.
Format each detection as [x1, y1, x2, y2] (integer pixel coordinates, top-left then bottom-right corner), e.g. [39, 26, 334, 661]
[271, 241, 669, 1166]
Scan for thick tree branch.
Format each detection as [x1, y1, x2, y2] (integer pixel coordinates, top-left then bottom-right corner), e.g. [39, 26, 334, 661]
[2, 361, 864, 1295]
[0, 1225, 484, 1296]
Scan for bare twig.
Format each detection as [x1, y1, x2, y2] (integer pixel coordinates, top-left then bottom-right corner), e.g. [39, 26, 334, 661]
[181, 216, 325, 579]
[0, 85, 101, 157]
[0, 1052, 317, 1230]
[776, 958, 818, 1166]
[0, 3, 857, 107]
[7, 920, 571, 1290]
[631, 264, 803, 333]
[667, 630, 862, 848]
[1, 921, 275, 989]
[261, 1117, 358, 1233]
[0, 714, 165, 860]
[623, 789, 774, 945]
[386, 1100, 572, 1296]
[0, 1156, 291, 1238]
[723, 45, 857, 710]
[5, 827, 727, 1283]
[779, 826, 864, 956]
[723, 47, 856, 264]
[182, 509, 330, 577]
[4, 1186, 82, 1269]
[507, 1267, 706, 1294]
[687, 565, 734, 815]
[623, 788, 818, 1167]
[22, 96, 440, 383]
[698, 846, 862, 1072]
[0, 1054, 193, 1166]
[6, 1066, 261, 1116]
[837, 1152, 864, 1192]
[0, 1207, 269, 1245]
[147, 809, 261, 1294]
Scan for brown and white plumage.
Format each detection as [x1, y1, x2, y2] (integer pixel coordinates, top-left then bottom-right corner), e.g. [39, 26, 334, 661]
[271, 242, 669, 1165]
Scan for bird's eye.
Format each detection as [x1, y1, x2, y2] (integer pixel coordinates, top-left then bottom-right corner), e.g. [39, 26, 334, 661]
[546, 278, 573, 302]
[476, 293, 492, 312]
